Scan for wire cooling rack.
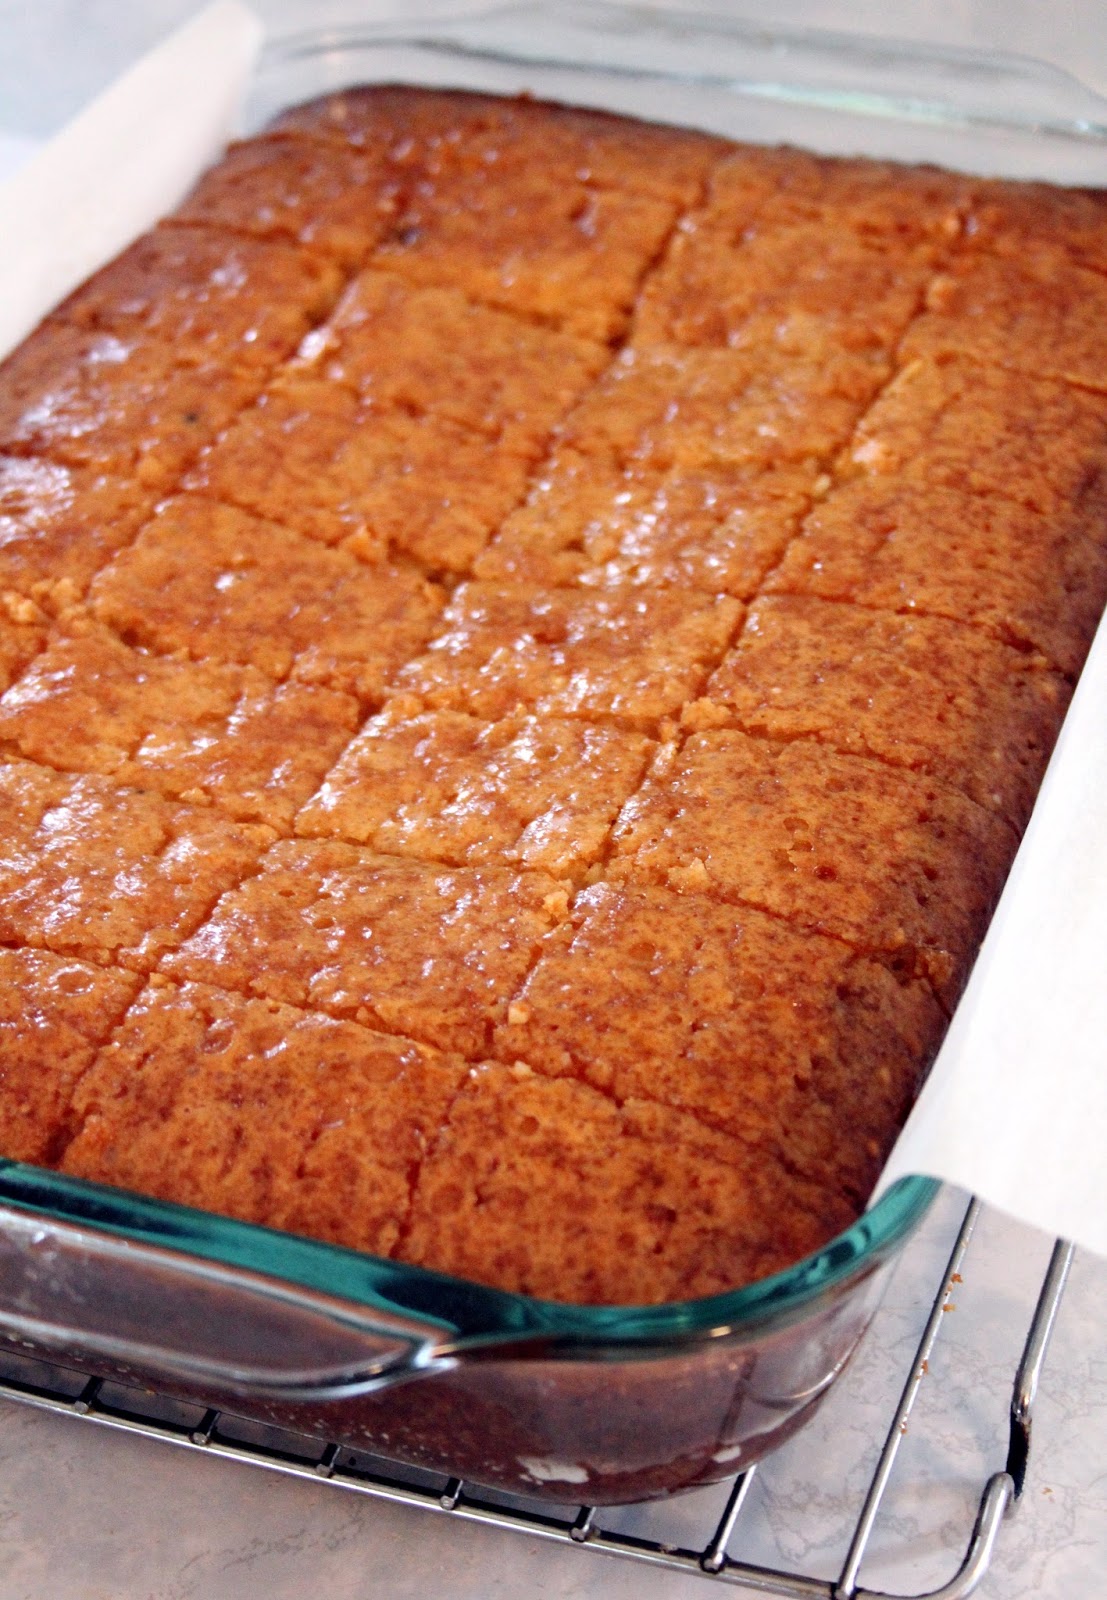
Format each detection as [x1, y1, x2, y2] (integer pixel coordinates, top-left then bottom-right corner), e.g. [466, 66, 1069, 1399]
[0, 1197, 1073, 1600]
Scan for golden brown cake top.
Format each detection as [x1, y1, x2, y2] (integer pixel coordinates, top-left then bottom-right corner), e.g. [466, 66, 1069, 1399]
[0, 86, 1104, 1303]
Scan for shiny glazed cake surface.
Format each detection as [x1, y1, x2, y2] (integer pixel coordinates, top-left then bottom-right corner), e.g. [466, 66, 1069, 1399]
[0, 88, 1104, 1304]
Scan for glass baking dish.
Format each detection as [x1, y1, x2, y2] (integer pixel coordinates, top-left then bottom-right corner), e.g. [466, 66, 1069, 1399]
[0, 1161, 937, 1503]
[0, 2, 1102, 1506]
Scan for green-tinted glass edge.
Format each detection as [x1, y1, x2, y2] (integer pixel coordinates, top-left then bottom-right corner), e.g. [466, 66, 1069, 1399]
[0, 1161, 938, 1350]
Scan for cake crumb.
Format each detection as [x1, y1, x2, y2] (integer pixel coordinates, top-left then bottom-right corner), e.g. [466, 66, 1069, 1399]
[542, 888, 570, 920]
[666, 857, 710, 892]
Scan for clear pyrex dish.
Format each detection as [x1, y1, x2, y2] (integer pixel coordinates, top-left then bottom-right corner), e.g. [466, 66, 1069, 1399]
[0, 3, 1102, 1506]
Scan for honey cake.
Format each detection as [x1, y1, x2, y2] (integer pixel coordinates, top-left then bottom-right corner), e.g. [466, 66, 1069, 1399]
[493, 882, 946, 1204]
[404, 1064, 857, 1305]
[608, 730, 1014, 1006]
[767, 478, 1107, 680]
[0, 87, 1103, 1304]
[699, 594, 1070, 830]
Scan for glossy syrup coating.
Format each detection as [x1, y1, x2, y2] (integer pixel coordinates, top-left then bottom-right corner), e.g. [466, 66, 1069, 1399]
[0, 321, 264, 486]
[50, 223, 343, 375]
[396, 579, 742, 729]
[0, 455, 157, 607]
[0, 758, 273, 972]
[163, 840, 570, 1059]
[297, 702, 655, 878]
[0, 89, 1102, 1304]
[0, 622, 359, 829]
[475, 449, 812, 597]
[87, 494, 445, 703]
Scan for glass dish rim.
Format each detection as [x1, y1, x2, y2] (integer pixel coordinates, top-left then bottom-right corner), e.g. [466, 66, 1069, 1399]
[0, 1162, 939, 1348]
[250, 1, 1107, 151]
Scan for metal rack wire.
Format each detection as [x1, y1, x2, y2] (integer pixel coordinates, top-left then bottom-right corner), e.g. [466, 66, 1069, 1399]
[0, 1197, 1073, 1599]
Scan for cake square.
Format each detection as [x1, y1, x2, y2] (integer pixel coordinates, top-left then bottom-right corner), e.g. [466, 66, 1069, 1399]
[52, 223, 343, 376]
[963, 176, 1107, 275]
[609, 729, 1013, 1004]
[705, 145, 969, 245]
[297, 702, 655, 878]
[899, 245, 1107, 392]
[430, 96, 726, 207]
[0, 948, 140, 1166]
[88, 494, 445, 704]
[0, 322, 262, 487]
[0, 456, 156, 607]
[321, 410, 539, 575]
[404, 1064, 857, 1304]
[700, 595, 1070, 829]
[61, 978, 467, 1256]
[185, 376, 363, 547]
[190, 378, 535, 574]
[395, 580, 742, 729]
[766, 478, 1107, 681]
[636, 216, 937, 357]
[375, 164, 679, 343]
[494, 882, 945, 1202]
[175, 136, 403, 268]
[475, 448, 812, 596]
[295, 270, 608, 455]
[0, 624, 359, 830]
[845, 354, 1107, 516]
[164, 840, 569, 1059]
[558, 343, 886, 475]
[0, 758, 272, 972]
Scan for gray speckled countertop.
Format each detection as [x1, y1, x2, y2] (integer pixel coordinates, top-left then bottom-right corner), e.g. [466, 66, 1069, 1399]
[0, 5, 1104, 1595]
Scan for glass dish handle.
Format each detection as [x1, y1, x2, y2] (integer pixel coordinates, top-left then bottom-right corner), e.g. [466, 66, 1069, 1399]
[0, 1207, 455, 1401]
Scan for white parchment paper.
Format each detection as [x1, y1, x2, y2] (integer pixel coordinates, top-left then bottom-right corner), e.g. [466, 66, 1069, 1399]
[0, 0, 1103, 1258]
[878, 613, 1107, 1255]
[0, 0, 262, 357]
